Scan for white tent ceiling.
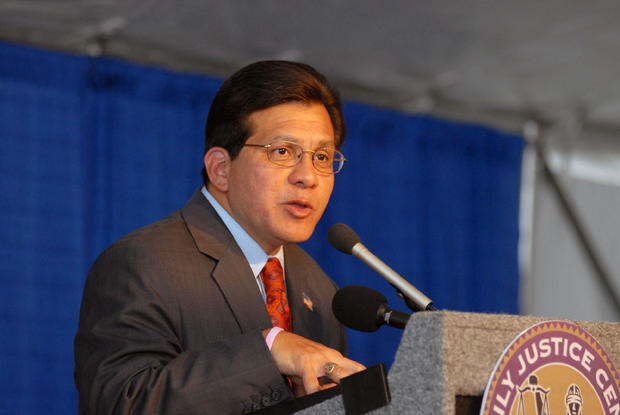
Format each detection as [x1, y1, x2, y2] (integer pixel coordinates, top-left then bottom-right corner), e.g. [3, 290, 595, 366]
[2, 0, 620, 133]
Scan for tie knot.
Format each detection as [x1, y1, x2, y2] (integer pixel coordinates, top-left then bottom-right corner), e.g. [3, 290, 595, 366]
[262, 257, 283, 281]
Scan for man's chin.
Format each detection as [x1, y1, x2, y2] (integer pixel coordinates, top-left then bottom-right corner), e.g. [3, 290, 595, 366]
[277, 226, 316, 245]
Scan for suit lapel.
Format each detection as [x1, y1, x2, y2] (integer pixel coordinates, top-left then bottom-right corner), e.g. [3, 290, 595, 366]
[212, 246, 272, 332]
[284, 245, 323, 339]
[181, 189, 272, 332]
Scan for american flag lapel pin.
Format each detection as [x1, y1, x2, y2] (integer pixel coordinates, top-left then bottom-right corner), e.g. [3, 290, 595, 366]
[302, 292, 314, 311]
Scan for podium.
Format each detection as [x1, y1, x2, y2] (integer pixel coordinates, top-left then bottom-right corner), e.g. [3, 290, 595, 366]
[297, 311, 620, 414]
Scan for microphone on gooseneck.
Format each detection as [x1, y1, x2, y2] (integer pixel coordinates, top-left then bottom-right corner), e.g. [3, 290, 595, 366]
[327, 223, 437, 312]
[332, 285, 411, 332]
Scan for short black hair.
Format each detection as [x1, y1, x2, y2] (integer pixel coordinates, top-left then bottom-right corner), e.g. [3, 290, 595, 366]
[201, 60, 346, 185]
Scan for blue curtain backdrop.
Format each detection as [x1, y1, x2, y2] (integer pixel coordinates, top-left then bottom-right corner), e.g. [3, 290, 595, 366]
[0, 40, 524, 413]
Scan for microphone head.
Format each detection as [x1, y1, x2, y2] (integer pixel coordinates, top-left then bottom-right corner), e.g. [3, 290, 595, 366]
[327, 223, 361, 255]
[332, 285, 387, 332]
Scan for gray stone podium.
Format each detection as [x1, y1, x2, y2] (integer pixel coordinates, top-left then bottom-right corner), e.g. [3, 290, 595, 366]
[298, 311, 620, 414]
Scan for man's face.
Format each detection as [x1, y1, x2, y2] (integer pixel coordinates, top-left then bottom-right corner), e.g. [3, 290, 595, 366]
[225, 101, 336, 254]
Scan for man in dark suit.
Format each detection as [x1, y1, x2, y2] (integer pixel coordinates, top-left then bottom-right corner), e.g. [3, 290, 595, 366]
[74, 60, 365, 414]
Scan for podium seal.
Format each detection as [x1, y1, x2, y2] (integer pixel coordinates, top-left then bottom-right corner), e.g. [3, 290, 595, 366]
[481, 320, 619, 415]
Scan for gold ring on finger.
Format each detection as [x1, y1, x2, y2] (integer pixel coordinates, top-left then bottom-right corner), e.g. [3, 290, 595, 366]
[323, 361, 338, 376]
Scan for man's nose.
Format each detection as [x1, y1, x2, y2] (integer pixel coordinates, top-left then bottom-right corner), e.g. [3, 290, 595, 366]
[290, 151, 318, 187]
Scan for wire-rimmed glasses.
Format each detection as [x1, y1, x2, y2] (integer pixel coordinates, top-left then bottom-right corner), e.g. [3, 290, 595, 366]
[243, 141, 347, 174]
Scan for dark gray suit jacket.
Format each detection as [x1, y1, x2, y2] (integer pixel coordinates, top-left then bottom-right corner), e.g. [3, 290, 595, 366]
[74, 189, 347, 414]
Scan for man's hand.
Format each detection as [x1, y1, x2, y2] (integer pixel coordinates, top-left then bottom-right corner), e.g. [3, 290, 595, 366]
[264, 330, 366, 395]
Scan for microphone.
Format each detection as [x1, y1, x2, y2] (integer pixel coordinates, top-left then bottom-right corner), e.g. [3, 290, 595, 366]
[332, 285, 411, 332]
[328, 223, 437, 312]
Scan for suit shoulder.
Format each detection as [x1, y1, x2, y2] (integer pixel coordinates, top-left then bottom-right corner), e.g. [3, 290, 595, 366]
[91, 209, 193, 269]
[117, 210, 186, 244]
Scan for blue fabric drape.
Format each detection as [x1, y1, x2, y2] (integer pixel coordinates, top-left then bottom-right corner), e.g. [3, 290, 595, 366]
[0, 40, 523, 413]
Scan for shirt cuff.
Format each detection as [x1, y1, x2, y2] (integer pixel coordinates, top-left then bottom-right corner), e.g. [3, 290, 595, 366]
[265, 327, 284, 350]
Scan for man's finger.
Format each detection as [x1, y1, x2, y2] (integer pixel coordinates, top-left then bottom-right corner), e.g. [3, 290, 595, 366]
[302, 371, 321, 394]
[322, 358, 366, 383]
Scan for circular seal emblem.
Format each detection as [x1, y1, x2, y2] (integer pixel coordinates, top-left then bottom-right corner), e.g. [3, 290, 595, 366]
[481, 320, 620, 415]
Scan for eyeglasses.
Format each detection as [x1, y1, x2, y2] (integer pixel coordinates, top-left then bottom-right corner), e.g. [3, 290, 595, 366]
[243, 141, 347, 174]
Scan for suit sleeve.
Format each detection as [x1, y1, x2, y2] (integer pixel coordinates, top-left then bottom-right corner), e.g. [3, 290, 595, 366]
[74, 241, 292, 415]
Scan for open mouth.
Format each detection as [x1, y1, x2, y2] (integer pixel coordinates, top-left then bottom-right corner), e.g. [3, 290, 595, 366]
[285, 200, 313, 217]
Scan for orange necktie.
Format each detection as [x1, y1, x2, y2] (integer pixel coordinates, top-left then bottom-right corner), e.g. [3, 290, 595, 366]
[260, 257, 292, 332]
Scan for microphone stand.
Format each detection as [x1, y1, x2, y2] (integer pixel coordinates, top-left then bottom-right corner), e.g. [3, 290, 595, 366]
[401, 292, 438, 312]
[350, 242, 437, 312]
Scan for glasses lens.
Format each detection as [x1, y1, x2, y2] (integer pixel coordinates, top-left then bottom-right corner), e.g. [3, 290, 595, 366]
[267, 142, 299, 166]
[265, 141, 345, 173]
[332, 151, 345, 174]
[313, 149, 345, 174]
[312, 148, 333, 173]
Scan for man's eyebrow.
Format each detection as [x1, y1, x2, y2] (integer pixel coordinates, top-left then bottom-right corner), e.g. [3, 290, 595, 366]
[317, 139, 336, 147]
[269, 136, 335, 148]
[270, 135, 297, 143]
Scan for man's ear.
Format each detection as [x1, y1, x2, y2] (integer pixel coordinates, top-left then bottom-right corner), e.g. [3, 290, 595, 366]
[204, 147, 231, 192]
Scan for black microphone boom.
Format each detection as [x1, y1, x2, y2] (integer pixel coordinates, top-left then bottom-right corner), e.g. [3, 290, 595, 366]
[332, 285, 410, 332]
[328, 223, 437, 312]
